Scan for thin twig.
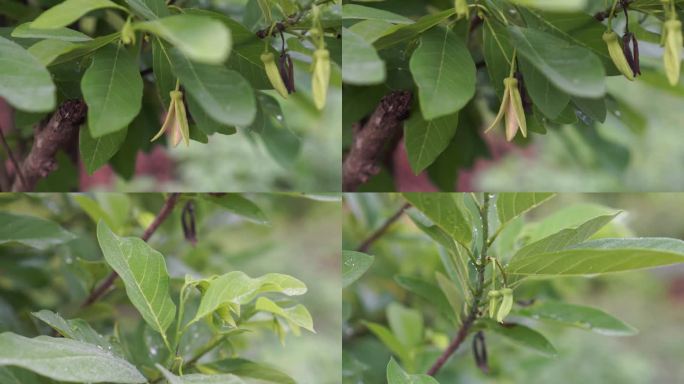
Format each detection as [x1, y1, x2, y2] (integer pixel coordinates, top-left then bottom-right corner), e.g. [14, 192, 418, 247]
[79, 193, 181, 308]
[355, 203, 410, 253]
[0, 125, 26, 189]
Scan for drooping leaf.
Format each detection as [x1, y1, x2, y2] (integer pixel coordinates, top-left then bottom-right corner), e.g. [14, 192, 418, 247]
[508, 26, 606, 98]
[0, 36, 55, 112]
[191, 272, 306, 324]
[479, 319, 557, 356]
[80, 125, 128, 174]
[81, 44, 143, 137]
[156, 364, 243, 384]
[31, 0, 126, 29]
[386, 358, 439, 384]
[134, 14, 231, 65]
[96, 221, 176, 338]
[342, 27, 385, 85]
[496, 193, 555, 227]
[169, 48, 256, 126]
[202, 194, 268, 224]
[516, 301, 637, 336]
[409, 27, 476, 120]
[198, 358, 295, 384]
[402, 193, 472, 246]
[507, 238, 684, 276]
[0, 212, 74, 250]
[342, 250, 374, 288]
[0, 332, 146, 383]
[255, 297, 315, 333]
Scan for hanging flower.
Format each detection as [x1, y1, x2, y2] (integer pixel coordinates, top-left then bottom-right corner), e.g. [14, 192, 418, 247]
[603, 31, 635, 81]
[151, 90, 190, 147]
[663, 19, 683, 86]
[485, 77, 527, 142]
[312, 48, 330, 110]
[496, 288, 513, 323]
[261, 52, 289, 98]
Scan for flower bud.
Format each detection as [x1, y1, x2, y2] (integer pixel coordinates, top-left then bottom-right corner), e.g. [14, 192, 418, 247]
[455, 0, 469, 20]
[603, 31, 635, 81]
[121, 19, 135, 45]
[151, 90, 190, 147]
[485, 77, 527, 141]
[488, 290, 501, 319]
[663, 19, 683, 86]
[496, 288, 513, 323]
[261, 52, 289, 98]
[312, 49, 330, 110]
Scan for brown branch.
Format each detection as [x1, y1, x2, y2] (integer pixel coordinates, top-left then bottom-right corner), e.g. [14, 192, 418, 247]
[11, 100, 87, 192]
[0, 125, 27, 190]
[355, 203, 410, 253]
[80, 193, 181, 308]
[342, 91, 413, 192]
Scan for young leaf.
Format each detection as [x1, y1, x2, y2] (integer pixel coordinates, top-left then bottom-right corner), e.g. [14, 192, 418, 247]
[197, 358, 295, 384]
[96, 221, 176, 339]
[134, 15, 231, 65]
[342, 27, 386, 85]
[479, 319, 557, 356]
[0, 211, 75, 249]
[255, 297, 315, 333]
[409, 27, 476, 120]
[202, 194, 268, 224]
[0, 36, 55, 112]
[402, 193, 472, 246]
[12, 22, 92, 42]
[507, 238, 684, 276]
[496, 193, 555, 226]
[81, 44, 143, 137]
[516, 301, 637, 336]
[0, 333, 146, 383]
[342, 250, 374, 288]
[80, 126, 128, 174]
[156, 364, 243, 384]
[31, 0, 127, 29]
[31, 310, 117, 351]
[386, 357, 439, 384]
[169, 48, 256, 126]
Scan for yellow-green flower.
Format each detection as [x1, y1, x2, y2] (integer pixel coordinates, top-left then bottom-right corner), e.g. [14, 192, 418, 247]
[496, 288, 513, 323]
[603, 31, 635, 81]
[312, 49, 330, 110]
[455, 0, 469, 20]
[151, 90, 190, 147]
[261, 52, 289, 98]
[485, 77, 527, 142]
[663, 19, 683, 86]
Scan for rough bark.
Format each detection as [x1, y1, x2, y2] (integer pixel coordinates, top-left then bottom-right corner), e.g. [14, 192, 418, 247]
[11, 100, 87, 192]
[342, 91, 412, 192]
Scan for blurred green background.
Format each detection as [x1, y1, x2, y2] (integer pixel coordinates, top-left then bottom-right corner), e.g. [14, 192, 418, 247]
[343, 193, 684, 384]
[0, 193, 341, 383]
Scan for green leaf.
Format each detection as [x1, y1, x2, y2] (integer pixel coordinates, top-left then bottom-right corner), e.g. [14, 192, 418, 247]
[81, 44, 143, 137]
[191, 271, 306, 324]
[49, 33, 120, 66]
[496, 193, 554, 226]
[124, 0, 169, 20]
[31, 310, 117, 351]
[27, 39, 77, 66]
[342, 4, 413, 24]
[508, 26, 606, 98]
[479, 319, 557, 356]
[402, 193, 472, 246]
[186, 93, 236, 136]
[507, 238, 684, 276]
[523, 203, 619, 243]
[364, 322, 408, 362]
[511, 212, 620, 261]
[96, 221, 176, 339]
[435, 271, 462, 322]
[342, 250, 374, 288]
[31, 0, 127, 29]
[0, 211, 74, 249]
[394, 275, 456, 324]
[255, 297, 315, 333]
[202, 194, 268, 224]
[387, 302, 423, 348]
[134, 14, 231, 65]
[342, 27, 385, 85]
[404, 110, 459, 173]
[374, 8, 456, 50]
[152, 37, 175, 107]
[516, 301, 637, 336]
[80, 125, 127, 174]
[409, 27, 476, 120]
[12, 22, 91, 42]
[254, 94, 301, 167]
[386, 358, 438, 384]
[518, 56, 569, 119]
[348, 19, 395, 43]
[169, 48, 256, 126]
[156, 364, 243, 384]
[0, 36, 55, 112]
[198, 358, 295, 384]
[509, 0, 587, 11]
[0, 332, 146, 383]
